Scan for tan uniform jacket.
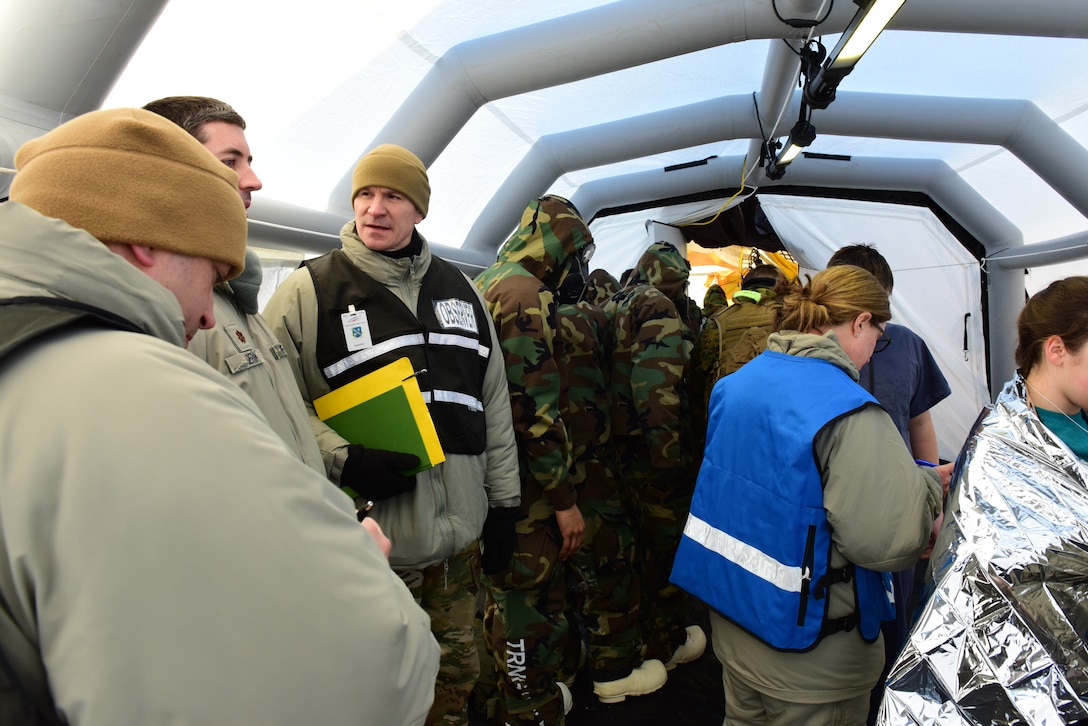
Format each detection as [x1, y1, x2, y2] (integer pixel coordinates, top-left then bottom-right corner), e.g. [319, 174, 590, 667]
[188, 286, 325, 474]
[263, 222, 521, 569]
[0, 202, 439, 725]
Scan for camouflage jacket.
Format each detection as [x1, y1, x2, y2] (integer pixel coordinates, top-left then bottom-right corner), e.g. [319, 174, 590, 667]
[555, 300, 614, 492]
[605, 241, 691, 469]
[474, 196, 593, 513]
[588, 268, 620, 306]
[701, 283, 728, 318]
[690, 287, 780, 435]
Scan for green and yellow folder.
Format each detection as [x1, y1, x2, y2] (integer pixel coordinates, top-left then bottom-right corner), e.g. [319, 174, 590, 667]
[313, 357, 445, 475]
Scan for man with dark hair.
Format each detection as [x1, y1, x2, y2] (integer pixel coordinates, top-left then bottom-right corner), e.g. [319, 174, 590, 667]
[829, 243, 894, 291]
[140, 95, 246, 140]
[0, 108, 438, 725]
[825, 245, 949, 462]
[826, 242, 952, 726]
[143, 95, 326, 477]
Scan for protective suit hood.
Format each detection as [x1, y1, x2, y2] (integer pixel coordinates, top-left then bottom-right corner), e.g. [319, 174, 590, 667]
[492, 195, 593, 289]
[627, 241, 690, 301]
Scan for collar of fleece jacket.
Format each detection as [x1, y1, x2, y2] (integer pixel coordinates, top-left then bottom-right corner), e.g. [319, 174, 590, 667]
[489, 195, 593, 289]
[628, 241, 691, 302]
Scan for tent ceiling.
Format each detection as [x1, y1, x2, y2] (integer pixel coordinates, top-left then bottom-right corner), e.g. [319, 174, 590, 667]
[0, 0, 1086, 398]
[1, 3, 1087, 285]
[35, 0, 1078, 265]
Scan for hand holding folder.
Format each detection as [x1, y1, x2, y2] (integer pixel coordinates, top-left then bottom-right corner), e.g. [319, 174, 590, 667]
[341, 444, 419, 501]
[313, 357, 445, 477]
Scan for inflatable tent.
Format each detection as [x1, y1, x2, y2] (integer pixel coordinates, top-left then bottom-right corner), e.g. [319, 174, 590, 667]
[2, 0, 1088, 459]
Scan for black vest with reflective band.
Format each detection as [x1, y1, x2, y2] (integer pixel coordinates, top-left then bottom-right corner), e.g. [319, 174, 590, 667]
[305, 249, 489, 455]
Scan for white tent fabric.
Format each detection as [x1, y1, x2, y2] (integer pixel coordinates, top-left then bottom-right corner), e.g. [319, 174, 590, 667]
[589, 198, 745, 277]
[2, 0, 1088, 399]
[587, 194, 988, 461]
[758, 195, 989, 462]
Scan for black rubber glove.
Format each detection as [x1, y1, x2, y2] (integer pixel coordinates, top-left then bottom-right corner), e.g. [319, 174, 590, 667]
[340, 444, 420, 501]
[480, 506, 521, 575]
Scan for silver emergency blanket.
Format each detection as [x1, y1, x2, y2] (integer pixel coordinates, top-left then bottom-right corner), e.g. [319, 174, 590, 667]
[878, 376, 1088, 725]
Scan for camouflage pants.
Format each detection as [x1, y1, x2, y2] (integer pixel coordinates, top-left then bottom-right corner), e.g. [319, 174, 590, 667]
[481, 517, 569, 725]
[399, 544, 481, 726]
[614, 440, 694, 662]
[564, 461, 642, 679]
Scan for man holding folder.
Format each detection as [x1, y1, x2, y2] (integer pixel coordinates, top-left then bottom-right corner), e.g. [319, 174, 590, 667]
[265, 144, 521, 725]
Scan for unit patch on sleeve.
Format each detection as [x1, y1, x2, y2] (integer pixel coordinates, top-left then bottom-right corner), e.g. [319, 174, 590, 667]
[433, 298, 479, 334]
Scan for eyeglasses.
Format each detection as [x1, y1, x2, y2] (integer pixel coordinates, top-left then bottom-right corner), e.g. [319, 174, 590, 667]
[872, 320, 892, 353]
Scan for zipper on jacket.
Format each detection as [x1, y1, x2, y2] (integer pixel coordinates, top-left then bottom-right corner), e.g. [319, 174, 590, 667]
[401, 256, 419, 305]
[797, 525, 817, 627]
[444, 557, 449, 590]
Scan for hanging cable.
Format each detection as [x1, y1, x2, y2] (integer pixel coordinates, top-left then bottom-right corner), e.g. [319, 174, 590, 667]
[771, 0, 834, 29]
[684, 156, 754, 229]
[744, 1, 831, 190]
[963, 313, 972, 361]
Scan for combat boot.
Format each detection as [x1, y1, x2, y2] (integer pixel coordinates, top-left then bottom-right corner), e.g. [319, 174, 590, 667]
[664, 625, 706, 670]
[592, 659, 667, 704]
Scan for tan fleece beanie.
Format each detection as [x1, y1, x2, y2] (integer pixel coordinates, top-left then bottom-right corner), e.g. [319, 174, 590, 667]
[350, 144, 430, 218]
[10, 107, 248, 279]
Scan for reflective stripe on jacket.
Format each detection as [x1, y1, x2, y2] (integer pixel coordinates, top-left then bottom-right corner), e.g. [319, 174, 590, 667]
[306, 249, 490, 455]
[672, 350, 894, 651]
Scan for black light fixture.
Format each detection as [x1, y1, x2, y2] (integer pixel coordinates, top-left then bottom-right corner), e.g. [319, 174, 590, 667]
[766, 119, 817, 180]
[804, 0, 906, 109]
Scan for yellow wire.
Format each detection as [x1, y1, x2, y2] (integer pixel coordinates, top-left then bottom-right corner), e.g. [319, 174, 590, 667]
[685, 156, 751, 228]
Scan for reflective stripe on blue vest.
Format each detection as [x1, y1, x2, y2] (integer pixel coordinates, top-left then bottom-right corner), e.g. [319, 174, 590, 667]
[671, 349, 893, 651]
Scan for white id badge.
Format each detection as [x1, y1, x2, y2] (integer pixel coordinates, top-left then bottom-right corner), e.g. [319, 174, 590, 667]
[341, 308, 373, 352]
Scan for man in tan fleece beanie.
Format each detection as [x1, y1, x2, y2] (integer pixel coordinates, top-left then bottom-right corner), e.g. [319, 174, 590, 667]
[10, 106, 247, 343]
[0, 110, 442, 724]
[265, 141, 522, 724]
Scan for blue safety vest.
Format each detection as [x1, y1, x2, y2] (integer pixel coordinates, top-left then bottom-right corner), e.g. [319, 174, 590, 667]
[671, 349, 894, 652]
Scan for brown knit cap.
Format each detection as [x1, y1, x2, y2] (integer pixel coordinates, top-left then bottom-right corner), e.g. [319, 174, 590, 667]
[350, 144, 430, 218]
[10, 108, 247, 279]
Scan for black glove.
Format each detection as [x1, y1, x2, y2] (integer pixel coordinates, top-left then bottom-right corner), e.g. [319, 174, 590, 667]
[480, 506, 521, 575]
[340, 444, 420, 501]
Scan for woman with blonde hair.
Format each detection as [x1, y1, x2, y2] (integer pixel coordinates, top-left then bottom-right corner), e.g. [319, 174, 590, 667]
[672, 264, 945, 725]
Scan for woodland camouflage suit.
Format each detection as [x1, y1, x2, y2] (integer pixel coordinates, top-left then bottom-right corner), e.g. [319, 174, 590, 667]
[473, 195, 591, 725]
[554, 287, 646, 684]
[587, 268, 620, 306]
[604, 240, 698, 664]
[701, 283, 729, 318]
